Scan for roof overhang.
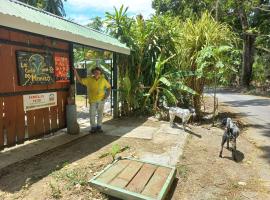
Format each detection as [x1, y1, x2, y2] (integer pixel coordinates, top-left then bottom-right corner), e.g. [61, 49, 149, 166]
[0, 13, 130, 55]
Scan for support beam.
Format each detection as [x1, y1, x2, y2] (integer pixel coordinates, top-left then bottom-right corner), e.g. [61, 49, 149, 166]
[69, 42, 74, 85]
[112, 53, 118, 118]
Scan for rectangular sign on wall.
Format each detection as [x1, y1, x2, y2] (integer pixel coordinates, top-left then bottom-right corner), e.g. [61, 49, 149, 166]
[16, 51, 55, 86]
[23, 92, 57, 111]
[55, 55, 70, 82]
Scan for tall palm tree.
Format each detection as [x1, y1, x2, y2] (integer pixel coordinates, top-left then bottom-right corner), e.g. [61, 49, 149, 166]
[19, 0, 44, 8]
[44, 0, 66, 17]
[19, 0, 66, 17]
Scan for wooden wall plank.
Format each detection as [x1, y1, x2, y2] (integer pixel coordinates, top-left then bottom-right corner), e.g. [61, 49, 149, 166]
[0, 28, 10, 40]
[29, 35, 45, 46]
[9, 31, 29, 44]
[0, 97, 4, 148]
[4, 96, 17, 146]
[58, 91, 68, 129]
[44, 39, 69, 50]
[43, 108, 50, 134]
[50, 106, 58, 131]
[62, 91, 68, 128]
[0, 45, 16, 92]
[125, 164, 157, 194]
[15, 96, 25, 143]
[26, 110, 35, 139]
[34, 109, 45, 137]
[57, 92, 64, 128]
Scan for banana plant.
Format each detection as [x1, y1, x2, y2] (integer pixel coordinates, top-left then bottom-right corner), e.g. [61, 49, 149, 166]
[144, 54, 196, 111]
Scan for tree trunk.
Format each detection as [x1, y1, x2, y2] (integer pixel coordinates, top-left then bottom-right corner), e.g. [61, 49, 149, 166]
[192, 78, 204, 119]
[242, 34, 256, 87]
[235, 0, 256, 88]
[193, 94, 202, 119]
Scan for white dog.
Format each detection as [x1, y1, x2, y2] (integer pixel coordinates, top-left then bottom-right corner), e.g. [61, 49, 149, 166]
[165, 106, 196, 131]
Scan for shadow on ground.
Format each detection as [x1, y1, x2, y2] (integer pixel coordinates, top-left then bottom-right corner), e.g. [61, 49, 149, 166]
[165, 178, 179, 200]
[223, 99, 270, 107]
[173, 124, 202, 138]
[0, 117, 147, 194]
[259, 146, 270, 164]
[222, 149, 245, 163]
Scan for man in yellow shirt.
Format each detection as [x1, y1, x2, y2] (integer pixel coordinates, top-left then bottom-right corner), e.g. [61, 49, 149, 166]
[73, 67, 111, 133]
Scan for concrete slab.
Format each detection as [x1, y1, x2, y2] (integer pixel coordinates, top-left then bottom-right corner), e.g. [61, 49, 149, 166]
[139, 124, 189, 166]
[104, 125, 156, 140]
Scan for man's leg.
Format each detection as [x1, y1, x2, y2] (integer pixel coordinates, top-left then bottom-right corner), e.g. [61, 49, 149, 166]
[97, 100, 105, 132]
[89, 102, 97, 133]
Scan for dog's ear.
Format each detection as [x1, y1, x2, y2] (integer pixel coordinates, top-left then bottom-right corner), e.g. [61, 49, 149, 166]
[221, 118, 227, 126]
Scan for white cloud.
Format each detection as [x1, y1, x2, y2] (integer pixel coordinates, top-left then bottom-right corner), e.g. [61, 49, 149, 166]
[67, 0, 155, 18]
[68, 14, 90, 25]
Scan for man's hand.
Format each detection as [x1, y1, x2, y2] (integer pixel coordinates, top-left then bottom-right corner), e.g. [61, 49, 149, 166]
[72, 67, 82, 83]
[72, 67, 78, 75]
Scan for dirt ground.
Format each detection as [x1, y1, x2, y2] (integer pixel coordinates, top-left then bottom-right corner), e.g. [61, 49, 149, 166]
[0, 98, 270, 200]
[171, 100, 270, 200]
[0, 116, 182, 200]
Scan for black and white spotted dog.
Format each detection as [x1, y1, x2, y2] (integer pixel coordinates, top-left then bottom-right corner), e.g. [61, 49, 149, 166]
[219, 117, 240, 160]
[164, 106, 196, 131]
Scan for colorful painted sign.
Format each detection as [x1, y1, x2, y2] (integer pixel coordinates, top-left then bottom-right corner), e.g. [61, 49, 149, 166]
[23, 92, 57, 111]
[16, 51, 55, 86]
[55, 55, 70, 82]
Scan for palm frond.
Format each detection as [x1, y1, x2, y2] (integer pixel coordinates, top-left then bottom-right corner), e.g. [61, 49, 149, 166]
[162, 88, 177, 105]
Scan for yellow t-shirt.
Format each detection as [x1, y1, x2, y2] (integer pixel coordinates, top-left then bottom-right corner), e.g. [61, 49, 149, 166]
[81, 76, 111, 103]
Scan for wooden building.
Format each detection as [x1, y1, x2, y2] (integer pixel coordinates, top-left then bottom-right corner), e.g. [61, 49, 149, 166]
[0, 0, 130, 149]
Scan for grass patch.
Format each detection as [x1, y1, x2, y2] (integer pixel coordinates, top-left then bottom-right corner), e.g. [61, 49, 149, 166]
[177, 164, 189, 179]
[49, 182, 62, 199]
[99, 144, 130, 161]
[51, 167, 89, 189]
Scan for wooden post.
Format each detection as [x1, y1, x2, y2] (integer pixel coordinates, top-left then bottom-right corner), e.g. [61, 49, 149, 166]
[113, 53, 118, 118]
[69, 43, 74, 84]
[110, 58, 113, 115]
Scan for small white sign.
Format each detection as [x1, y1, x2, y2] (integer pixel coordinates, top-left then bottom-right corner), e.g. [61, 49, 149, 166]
[23, 92, 57, 111]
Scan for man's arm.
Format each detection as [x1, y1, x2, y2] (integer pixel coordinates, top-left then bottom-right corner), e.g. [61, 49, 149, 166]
[72, 67, 83, 84]
[105, 87, 111, 99]
[104, 80, 111, 100]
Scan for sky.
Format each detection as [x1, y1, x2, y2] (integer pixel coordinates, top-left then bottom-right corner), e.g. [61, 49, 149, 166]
[64, 0, 155, 25]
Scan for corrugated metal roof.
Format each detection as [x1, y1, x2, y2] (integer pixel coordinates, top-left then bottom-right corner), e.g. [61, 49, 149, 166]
[0, 0, 130, 54]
